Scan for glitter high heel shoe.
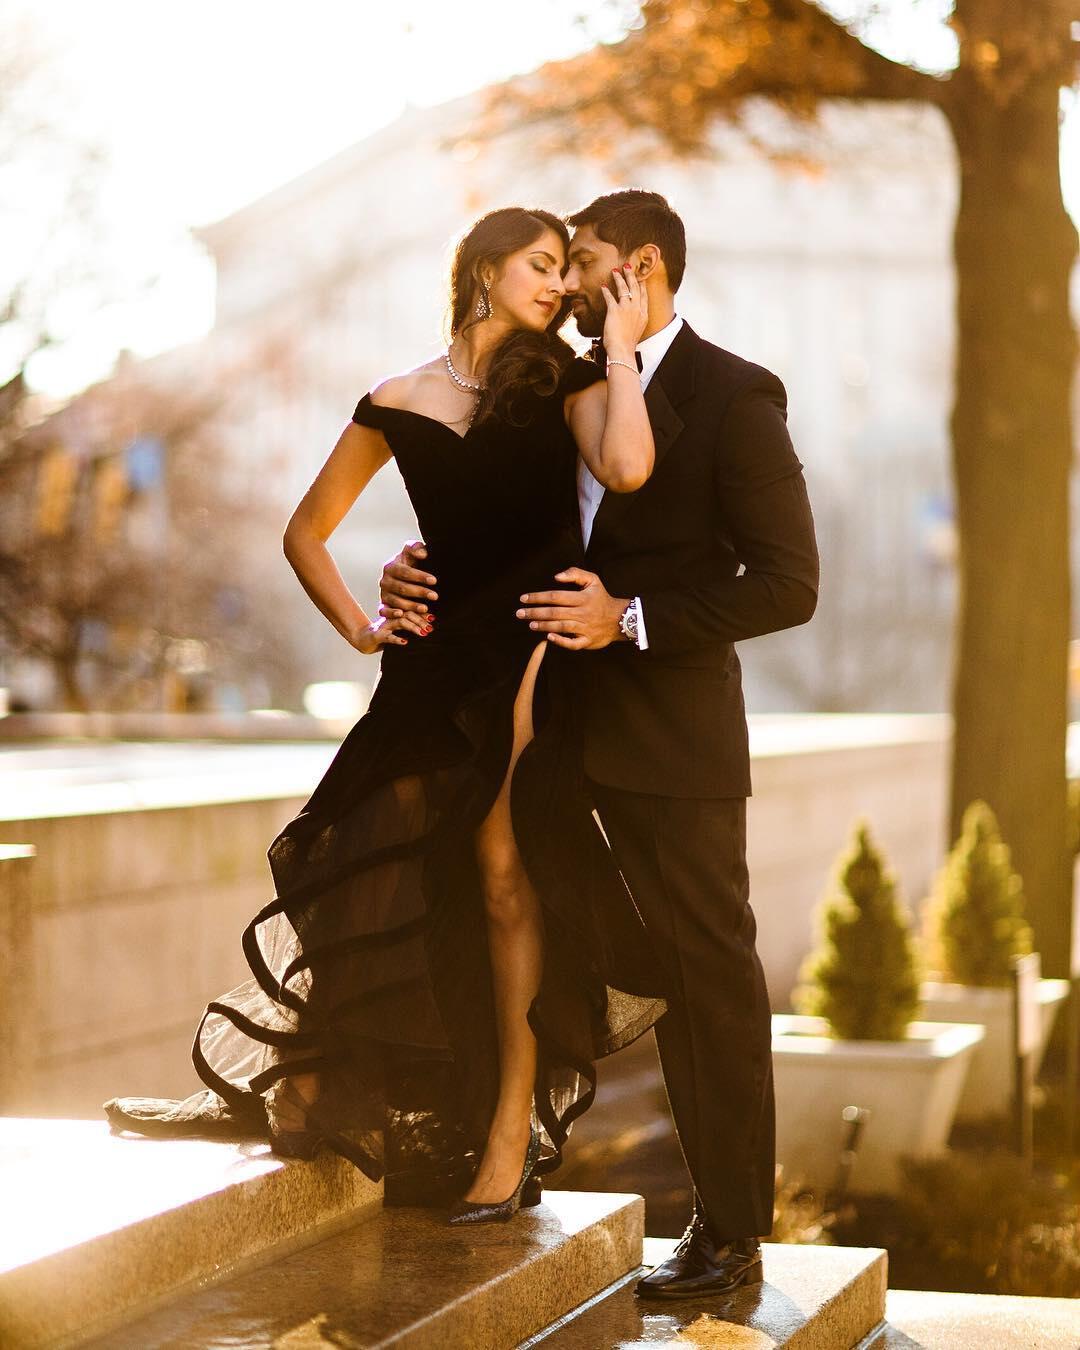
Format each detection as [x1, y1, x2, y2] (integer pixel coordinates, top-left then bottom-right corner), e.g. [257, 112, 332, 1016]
[521, 1176, 543, 1207]
[447, 1124, 543, 1225]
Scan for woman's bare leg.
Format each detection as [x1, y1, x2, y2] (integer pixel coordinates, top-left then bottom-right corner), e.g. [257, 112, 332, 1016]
[465, 640, 548, 1203]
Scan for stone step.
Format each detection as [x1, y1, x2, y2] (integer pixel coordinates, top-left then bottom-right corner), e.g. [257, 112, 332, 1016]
[875, 1289, 1080, 1348]
[523, 1235, 888, 1349]
[0, 1117, 382, 1349]
[78, 1190, 644, 1349]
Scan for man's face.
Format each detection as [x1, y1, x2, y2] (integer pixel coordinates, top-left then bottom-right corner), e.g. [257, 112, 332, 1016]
[565, 225, 627, 339]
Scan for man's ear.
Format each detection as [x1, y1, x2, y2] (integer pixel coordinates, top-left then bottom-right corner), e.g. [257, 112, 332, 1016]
[635, 244, 661, 279]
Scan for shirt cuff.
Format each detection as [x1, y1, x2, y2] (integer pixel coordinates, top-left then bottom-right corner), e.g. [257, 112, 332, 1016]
[633, 596, 649, 650]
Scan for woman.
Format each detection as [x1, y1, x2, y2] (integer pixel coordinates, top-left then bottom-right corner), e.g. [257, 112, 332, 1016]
[104, 207, 669, 1225]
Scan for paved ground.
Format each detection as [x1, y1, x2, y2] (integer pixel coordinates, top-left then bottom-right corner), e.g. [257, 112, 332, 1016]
[881, 1289, 1080, 1348]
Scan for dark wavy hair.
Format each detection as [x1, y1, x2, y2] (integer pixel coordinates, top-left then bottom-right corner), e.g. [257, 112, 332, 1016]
[448, 207, 575, 427]
[568, 188, 686, 292]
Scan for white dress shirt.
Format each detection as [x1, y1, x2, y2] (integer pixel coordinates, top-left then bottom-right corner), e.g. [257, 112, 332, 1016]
[577, 314, 684, 650]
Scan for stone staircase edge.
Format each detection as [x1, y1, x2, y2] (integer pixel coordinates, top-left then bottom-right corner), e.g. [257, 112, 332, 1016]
[785, 1244, 888, 1350]
[2, 1154, 382, 1350]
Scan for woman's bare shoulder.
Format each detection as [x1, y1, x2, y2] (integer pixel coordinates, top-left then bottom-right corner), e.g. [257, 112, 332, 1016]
[370, 358, 444, 409]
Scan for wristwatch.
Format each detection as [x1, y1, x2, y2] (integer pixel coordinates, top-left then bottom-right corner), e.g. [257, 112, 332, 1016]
[618, 597, 642, 647]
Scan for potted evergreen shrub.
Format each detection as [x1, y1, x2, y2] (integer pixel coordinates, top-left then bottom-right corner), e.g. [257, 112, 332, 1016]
[773, 820, 984, 1196]
[918, 800, 1070, 1120]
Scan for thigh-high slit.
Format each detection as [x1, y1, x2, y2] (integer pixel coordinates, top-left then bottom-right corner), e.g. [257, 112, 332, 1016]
[472, 641, 548, 1141]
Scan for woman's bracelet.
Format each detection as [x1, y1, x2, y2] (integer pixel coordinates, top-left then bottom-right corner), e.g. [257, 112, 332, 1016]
[606, 358, 639, 376]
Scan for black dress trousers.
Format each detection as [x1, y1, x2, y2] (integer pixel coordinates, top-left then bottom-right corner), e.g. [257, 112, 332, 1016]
[589, 783, 776, 1239]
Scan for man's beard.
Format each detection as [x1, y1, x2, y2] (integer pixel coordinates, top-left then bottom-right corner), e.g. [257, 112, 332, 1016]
[571, 297, 606, 338]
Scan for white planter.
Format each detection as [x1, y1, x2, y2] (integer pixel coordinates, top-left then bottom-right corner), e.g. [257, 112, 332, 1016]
[772, 1014, 984, 1196]
[918, 978, 1071, 1121]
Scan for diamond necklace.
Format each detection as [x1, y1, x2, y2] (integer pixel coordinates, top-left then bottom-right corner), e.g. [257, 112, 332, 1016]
[444, 349, 484, 393]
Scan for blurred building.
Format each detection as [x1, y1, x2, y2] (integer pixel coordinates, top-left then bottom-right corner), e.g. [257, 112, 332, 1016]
[8, 90, 975, 713]
[191, 92, 962, 712]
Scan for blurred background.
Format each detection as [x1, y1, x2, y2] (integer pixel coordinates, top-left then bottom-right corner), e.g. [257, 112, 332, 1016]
[7, 0, 1076, 719]
[3, 0, 1080, 1307]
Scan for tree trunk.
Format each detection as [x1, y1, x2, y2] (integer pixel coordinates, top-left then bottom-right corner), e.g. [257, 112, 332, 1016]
[945, 59, 1078, 974]
[53, 651, 87, 713]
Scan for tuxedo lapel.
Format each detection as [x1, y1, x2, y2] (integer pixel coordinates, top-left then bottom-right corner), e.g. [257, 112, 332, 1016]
[588, 322, 699, 550]
[643, 375, 685, 468]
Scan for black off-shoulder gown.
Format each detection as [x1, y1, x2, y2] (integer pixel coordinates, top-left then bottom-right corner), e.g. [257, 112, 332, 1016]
[104, 360, 667, 1195]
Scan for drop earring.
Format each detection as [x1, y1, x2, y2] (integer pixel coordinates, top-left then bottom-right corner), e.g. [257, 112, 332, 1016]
[475, 281, 491, 321]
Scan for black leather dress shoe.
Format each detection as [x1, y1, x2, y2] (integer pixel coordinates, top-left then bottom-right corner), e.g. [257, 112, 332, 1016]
[635, 1217, 763, 1299]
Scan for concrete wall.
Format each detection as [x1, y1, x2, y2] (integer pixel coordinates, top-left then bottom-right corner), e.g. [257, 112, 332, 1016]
[749, 716, 950, 1006]
[0, 845, 37, 1109]
[0, 796, 308, 1115]
[0, 716, 949, 1117]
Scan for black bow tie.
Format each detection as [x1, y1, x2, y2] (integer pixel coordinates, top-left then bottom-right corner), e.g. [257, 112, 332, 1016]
[590, 339, 643, 373]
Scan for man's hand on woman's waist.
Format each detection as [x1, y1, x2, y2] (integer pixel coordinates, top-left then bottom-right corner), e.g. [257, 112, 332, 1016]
[379, 539, 437, 637]
[517, 568, 630, 651]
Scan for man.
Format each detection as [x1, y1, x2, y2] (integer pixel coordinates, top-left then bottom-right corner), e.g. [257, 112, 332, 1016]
[380, 189, 819, 1298]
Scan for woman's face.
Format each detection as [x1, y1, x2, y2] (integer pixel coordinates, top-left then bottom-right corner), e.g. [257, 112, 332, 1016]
[486, 228, 568, 333]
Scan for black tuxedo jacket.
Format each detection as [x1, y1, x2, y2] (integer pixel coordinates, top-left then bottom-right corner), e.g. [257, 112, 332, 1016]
[582, 321, 819, 798]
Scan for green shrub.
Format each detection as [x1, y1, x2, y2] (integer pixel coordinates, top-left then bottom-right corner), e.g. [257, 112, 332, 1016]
[922, 800, 1033, 987]
[794, 820, 921, 1040]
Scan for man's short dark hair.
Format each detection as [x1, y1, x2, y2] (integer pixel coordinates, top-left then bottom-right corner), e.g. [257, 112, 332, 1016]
[568, 189, 687, 292]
